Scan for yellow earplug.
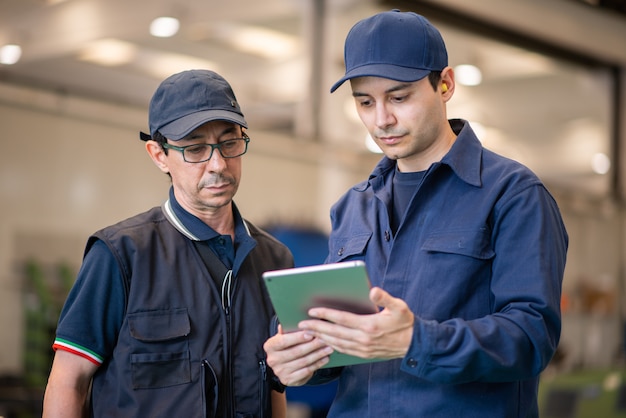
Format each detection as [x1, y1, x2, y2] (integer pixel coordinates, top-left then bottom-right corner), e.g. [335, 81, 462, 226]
[441, 83, 448, 93]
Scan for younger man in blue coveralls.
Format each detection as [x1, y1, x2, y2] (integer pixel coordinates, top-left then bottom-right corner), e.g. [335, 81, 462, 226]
[264, 10, 568, 417]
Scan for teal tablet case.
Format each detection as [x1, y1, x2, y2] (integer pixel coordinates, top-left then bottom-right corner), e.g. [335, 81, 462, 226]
[262, 261, 383, 368]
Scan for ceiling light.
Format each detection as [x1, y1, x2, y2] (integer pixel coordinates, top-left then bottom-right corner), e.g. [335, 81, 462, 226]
[78, 39, 137, 66]
[150, 17, 180, 38]
[225, 25, 298, 60]
[140, 53, 219, 80]
[591, 152, 610, 175]
[132, 46, 218, 80]
[0, 44, 22, 65]
[234, 27, 297, 59]
[193, 22, 298, 60]
[454, 64, 482, 86]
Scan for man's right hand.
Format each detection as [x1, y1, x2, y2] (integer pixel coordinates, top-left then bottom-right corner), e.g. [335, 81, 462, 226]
[264, 325, 334, 386]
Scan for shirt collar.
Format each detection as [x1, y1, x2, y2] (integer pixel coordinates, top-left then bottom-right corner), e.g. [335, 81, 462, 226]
[369, 119, 483, 188]
[440, 119, 483, 187]
[162, 186, 251, 241]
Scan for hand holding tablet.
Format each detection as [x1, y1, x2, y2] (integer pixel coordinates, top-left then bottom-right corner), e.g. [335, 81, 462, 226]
[262, 260, 383, 368]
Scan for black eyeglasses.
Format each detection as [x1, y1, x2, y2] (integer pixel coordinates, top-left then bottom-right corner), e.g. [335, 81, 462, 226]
[162, 134, 250, 163]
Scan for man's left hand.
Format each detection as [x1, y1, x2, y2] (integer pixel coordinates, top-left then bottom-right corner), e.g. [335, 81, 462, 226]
[298, 287, 415, 360]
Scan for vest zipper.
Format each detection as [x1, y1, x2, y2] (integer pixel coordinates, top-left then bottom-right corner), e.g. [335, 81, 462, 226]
[259, 359, 268, 418]
[221, 270, 235, 417]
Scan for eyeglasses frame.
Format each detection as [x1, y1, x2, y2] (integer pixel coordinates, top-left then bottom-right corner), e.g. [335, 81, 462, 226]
[161, 133, 250, 163]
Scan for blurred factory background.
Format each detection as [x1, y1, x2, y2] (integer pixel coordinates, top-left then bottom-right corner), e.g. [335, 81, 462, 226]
[1, 0, 626, 416]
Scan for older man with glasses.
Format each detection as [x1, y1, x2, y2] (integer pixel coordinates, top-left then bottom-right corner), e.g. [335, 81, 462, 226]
[43, 69, 293, 418]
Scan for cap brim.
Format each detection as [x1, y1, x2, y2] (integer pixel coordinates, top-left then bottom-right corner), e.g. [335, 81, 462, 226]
[158, 110, 248, 140]
[330, 64, 432, 93]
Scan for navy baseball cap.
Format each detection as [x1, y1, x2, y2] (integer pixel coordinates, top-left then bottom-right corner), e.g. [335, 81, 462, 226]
[330, 10, 448, 93]
[147, 69, 247, 140]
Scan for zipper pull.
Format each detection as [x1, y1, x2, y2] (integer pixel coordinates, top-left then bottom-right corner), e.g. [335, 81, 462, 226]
[221, 270, 233, 312]
[259, 359, 267, 381]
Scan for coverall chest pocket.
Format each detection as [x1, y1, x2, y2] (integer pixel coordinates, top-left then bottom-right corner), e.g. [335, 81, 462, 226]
[128, 308, 191, 389]
[328, 232, 371, 263]
[421, 228, 495, 260]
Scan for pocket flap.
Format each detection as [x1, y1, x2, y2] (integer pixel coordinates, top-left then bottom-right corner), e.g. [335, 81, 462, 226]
[422, 228, 494, 260]
[329, 233, 371, 260]
[128, 308, 190, 342]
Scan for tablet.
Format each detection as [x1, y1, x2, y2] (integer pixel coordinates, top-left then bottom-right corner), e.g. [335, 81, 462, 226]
[262, 260, 383, 368]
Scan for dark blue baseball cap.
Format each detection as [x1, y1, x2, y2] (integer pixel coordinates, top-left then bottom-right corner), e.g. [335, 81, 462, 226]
[330, 10, 448, 93]
[148, 69, 247, 140]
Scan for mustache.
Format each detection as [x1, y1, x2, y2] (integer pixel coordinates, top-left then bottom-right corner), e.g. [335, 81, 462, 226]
[198, 173, 236, 188]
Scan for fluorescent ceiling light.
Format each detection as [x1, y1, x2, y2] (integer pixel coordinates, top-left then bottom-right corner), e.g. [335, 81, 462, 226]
[78, 39, 137, 66]
[150, 17, 180, 38]
[133, 48, 218, 80]
[211, 23, 298, 60]
[454, 64, 482, 86]
[77, 37, 218, 78]
[233, 27, 297, 59]
[0, 44, 22, 65]
[591, 152, 610, 175]
[140, 54, 218, 80]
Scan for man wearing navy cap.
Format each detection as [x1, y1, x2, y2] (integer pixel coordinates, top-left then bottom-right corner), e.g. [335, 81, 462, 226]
[265, 10, 568, 417]
[43, 69, 293, 418]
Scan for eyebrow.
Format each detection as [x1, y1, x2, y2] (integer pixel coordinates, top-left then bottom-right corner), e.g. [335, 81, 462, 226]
[352, 82, 414, 98]
[181, 124, 240, 141]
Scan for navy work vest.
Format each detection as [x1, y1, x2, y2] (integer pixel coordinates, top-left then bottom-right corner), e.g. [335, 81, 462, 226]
[85, 206, 292, 417]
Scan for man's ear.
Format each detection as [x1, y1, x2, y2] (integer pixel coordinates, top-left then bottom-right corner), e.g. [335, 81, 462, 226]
[145, 141, 170, 174]
[440, 66, 455, 98]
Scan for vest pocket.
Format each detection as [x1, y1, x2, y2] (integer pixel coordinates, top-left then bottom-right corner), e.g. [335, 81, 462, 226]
[130, 350, 191, 389]
[128, 308, 190, 341]
[128, 309, 192, 389]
